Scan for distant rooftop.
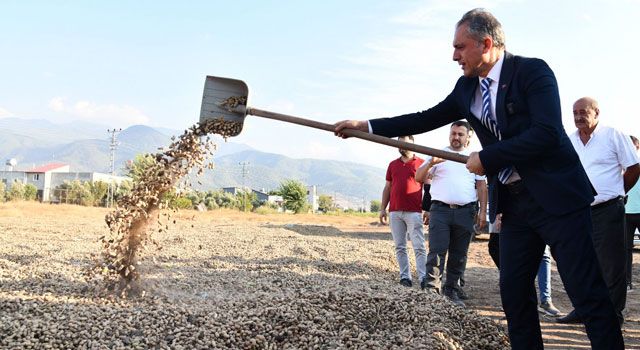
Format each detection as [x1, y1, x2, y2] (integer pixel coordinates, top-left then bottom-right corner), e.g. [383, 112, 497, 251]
[26, 163, 69, 173]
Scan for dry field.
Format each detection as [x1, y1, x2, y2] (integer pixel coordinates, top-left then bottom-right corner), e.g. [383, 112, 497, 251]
[0, 202, 638, 349]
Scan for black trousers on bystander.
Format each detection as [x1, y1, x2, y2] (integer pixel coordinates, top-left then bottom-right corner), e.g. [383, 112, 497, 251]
[591, 197, 627, 323]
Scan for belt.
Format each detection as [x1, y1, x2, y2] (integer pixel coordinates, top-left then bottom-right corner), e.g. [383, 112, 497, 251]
[504, 180, 525, 195]
[591, 196, 624, 210]
[432, 200, 475, 209]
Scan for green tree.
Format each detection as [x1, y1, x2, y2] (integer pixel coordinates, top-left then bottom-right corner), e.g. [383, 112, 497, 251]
[236, 190, 258, 212]
[115, 180, 133, 201]
[88, 181, 108, 206]
[205, 190, 240, 209]
[7, 181, 25, 201]
[186, 191, 206, 207]
[203, 190, 220, 209]
[0, 182, 5, 202]
[251, 195, 264, 211]
[23, 183, 38, 201]
[370, 200, 381, 213]
[171, 196, 193, 209]
[161, 189, 195, 210]
[68, 180, 93, 206]
[318, 194, 334, 213]
[125, 154, 158, 182]
[279, 179, 308, 214]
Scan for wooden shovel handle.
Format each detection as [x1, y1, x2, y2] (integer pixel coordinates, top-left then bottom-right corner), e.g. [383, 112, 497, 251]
[247, 107, 469, 164]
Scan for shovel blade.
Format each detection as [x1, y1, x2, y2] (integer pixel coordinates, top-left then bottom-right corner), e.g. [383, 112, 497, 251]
[199, 76, 249, 136]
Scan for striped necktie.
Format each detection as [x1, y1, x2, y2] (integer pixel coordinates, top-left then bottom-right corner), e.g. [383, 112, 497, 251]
[480, 78, 513, 183]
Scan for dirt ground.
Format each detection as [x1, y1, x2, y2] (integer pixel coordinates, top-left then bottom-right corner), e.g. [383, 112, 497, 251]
[0, 202, 638, 349]
[466, 234, 640, 349]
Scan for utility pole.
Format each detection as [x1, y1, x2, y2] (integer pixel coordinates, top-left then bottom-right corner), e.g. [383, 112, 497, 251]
[239, 161, 250, 212]
[107, 128, 122, 208]
[313, 184, 321, 214]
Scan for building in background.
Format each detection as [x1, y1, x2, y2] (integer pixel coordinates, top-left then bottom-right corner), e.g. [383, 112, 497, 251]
[307, 185, 318, 213]
[222, 186, 283, 207]
[0, 162, 129, 202]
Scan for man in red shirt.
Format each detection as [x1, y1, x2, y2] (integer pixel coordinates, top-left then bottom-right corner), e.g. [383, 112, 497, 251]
[380, 135, 427, 288]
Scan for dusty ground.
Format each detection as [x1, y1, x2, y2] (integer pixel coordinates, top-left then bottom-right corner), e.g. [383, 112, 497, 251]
[466, 234, 640, 349]
[0, 202, 638, 349]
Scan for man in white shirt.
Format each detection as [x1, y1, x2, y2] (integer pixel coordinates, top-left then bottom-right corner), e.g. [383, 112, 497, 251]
[559, 97, 640, 325]
[416, 121, 487, 307]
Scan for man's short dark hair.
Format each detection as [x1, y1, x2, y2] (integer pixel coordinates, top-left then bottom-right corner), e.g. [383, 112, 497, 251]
[631, 135, 639, 146]
[457, 8, 505, 49]
[399, 135, 415, 142]
[451, 120, 473, 134]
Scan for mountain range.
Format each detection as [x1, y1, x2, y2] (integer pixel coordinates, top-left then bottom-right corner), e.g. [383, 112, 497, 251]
[0, 118, 385, 205]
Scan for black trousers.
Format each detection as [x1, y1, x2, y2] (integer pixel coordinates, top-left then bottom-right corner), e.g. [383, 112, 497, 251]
[591, 198, 627, 323]
[625, 213, 640, 287]
[488, 231, 500, 268]
[499, 186, 622, 350]
[425, 203, 475, 290]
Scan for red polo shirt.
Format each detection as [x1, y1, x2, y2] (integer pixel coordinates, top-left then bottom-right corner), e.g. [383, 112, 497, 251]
[386, 156, 424, 212]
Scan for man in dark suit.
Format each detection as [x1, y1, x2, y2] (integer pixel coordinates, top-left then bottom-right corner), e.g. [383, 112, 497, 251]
[335, 8, 622, 350]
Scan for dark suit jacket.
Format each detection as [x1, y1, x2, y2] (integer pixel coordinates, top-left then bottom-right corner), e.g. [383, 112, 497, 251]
[370, 52, 594, 222]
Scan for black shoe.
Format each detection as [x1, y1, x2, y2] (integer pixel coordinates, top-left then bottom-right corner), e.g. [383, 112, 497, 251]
[455, 287, 469, 300]
[399, 278, 412, 287]
[420, 278, 427, 290]
[556, 310, 582, 324]
[443, 287, 465, 307]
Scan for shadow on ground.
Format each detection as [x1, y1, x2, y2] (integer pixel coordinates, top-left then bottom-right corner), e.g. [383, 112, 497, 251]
[278, 224, 391, 241]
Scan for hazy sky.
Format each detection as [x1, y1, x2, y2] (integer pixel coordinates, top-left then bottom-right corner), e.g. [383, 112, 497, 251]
[1, 0, 638, 169]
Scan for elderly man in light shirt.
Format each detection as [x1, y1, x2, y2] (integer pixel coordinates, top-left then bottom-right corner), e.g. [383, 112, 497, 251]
[558, 97, 640, 325]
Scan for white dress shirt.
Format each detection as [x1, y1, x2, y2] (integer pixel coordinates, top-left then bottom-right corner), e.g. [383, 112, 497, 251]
[570, 123, 640, 205]
[470, 55, 503, 123]
[470, 54, 520, 183]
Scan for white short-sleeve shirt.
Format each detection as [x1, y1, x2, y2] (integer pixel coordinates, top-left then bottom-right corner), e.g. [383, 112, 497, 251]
[420, 147, 485, 205]
[570, 123, 640, 205]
